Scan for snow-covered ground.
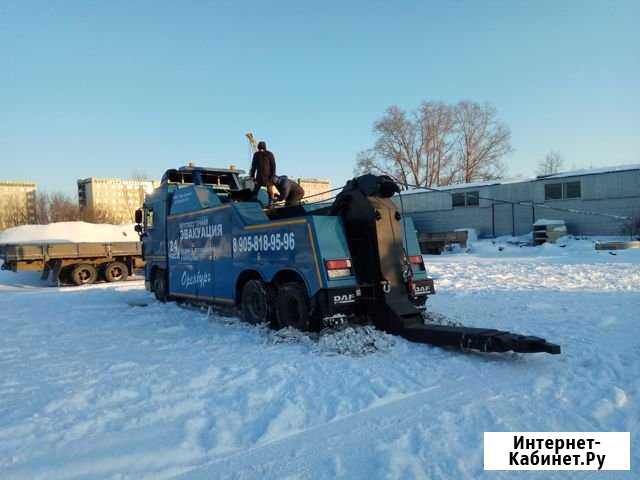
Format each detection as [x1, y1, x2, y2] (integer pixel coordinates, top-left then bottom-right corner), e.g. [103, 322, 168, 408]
[0, 238, 638, 479]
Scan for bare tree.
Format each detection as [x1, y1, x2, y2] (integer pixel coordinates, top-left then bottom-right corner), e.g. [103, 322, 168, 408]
[0, 195, 30, 229]
[354, 106, 426, 189]
[48, 192, 82, 223]
[356, 101, 512, 189]
[9, 190, 126, 227]
[419, 101, 457, 186]
[35, 191, 51, 224]
[130, 170, 149, 181]
[81, 206, 123, 224]
[536, 150, 564, 176]
[453, 101, 512, 183]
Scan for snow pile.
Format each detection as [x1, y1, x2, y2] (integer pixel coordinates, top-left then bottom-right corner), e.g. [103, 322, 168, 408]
[315, 326, 395, 355]
[533, 218, 566, 226]
[434, 234, 640, 258]
[0, 222, 137, 245]
[269, 325, 394, 355]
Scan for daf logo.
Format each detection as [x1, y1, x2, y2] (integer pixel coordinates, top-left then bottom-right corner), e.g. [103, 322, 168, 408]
[414, 285, 431, 295]
[333, 293, 356, 305]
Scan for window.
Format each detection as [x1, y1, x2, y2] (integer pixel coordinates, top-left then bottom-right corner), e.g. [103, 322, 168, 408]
[544, 183, 562, 200]
[565, 181, 581, 199]
[452, 191, 479, 207]
[545, 181, 581, 200]
[466, 191, 479, 206]
[452, 193, 465, 207]
[144, 208, 154, 229]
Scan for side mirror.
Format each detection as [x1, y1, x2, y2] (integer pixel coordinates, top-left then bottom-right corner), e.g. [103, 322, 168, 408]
[134, 209, 143, 224]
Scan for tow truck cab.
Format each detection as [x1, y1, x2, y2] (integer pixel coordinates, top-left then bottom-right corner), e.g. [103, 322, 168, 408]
[139, 165, 433, 329]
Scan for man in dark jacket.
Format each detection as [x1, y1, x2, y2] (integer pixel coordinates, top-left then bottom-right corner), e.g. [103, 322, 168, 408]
[273, 175, 305, 206]
[250, 141, 276, 202]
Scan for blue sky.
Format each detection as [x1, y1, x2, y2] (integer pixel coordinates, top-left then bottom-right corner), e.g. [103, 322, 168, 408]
[1, 0, 638, 195]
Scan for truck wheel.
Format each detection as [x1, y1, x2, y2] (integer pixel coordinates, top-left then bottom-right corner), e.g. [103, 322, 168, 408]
[71, 264, 98, 286]
[241, 279, 275, 325]
[104, 261, 129, 282]
[58, 266, 73, 285]
[153, 269, 168, 302]
[275, 282, 316, 331]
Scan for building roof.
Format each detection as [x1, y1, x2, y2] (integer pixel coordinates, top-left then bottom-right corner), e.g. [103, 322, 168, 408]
[400, 163, 640, 195]
[402, 180, 505, 195]
[77, 177, 157, 185]
[535, 163, 640, 180]
[0, 181, 37, 187]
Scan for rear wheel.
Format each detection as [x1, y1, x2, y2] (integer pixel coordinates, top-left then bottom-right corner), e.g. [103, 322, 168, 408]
[152, 269, 168, 302]
[275, 282, 316, 331]
[241, 279, 275, 325]
[71, 264, 98, 286]
[104, 261, 129, 282]
[58, 266, 73, 285]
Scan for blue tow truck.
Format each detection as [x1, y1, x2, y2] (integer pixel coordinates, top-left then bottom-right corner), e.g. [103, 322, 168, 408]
[136, 165, 560, 354]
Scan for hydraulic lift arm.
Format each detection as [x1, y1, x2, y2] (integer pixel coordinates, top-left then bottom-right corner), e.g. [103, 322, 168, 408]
[331, 174, 561, 355]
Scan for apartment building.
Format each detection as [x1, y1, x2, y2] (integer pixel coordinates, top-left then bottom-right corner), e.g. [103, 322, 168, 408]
[77, 177, 159, 223]
[0, 181, 37, 229]
[298, 178, 331, 202]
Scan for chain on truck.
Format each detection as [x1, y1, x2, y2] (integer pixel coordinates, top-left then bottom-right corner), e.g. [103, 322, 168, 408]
[135, 165, 560, 355]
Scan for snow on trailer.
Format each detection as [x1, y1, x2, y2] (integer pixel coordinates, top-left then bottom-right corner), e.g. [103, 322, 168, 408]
[0, 222, 137, 244]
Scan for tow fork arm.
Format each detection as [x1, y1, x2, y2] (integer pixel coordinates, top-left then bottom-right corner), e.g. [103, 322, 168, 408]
[397, 323, 561, 354]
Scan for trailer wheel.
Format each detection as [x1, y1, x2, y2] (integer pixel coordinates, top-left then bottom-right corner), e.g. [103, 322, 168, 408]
[275, 282, 316, 332]
[240, 279, 275, 325]
[104, 261, 129, 282]
[152, 269, 168, 302]
[58, 266, 73, 285]
[71, 264, 98, 286]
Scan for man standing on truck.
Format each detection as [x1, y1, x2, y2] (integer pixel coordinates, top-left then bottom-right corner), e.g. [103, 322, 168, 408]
[250, 141, 276, 204]
[273, 175, 305, 206]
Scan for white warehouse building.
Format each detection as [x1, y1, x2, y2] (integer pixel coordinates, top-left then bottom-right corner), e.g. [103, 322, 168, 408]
[397, 164, 640, 237]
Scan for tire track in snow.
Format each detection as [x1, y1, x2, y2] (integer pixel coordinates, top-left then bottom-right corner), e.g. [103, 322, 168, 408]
[177, 381, 491, 479]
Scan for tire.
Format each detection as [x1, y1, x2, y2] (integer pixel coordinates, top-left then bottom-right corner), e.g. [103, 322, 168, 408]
[71, 264, 98, 286]
[104, 261, 129, 282]
[275, 282, 316, 331]
[241, 279, 275, 325]
[58, 266, 73, 285]
[152, 269, 168, 302]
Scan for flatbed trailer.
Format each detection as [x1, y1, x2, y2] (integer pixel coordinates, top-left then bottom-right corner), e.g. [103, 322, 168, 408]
[0, 241, 143, 285]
